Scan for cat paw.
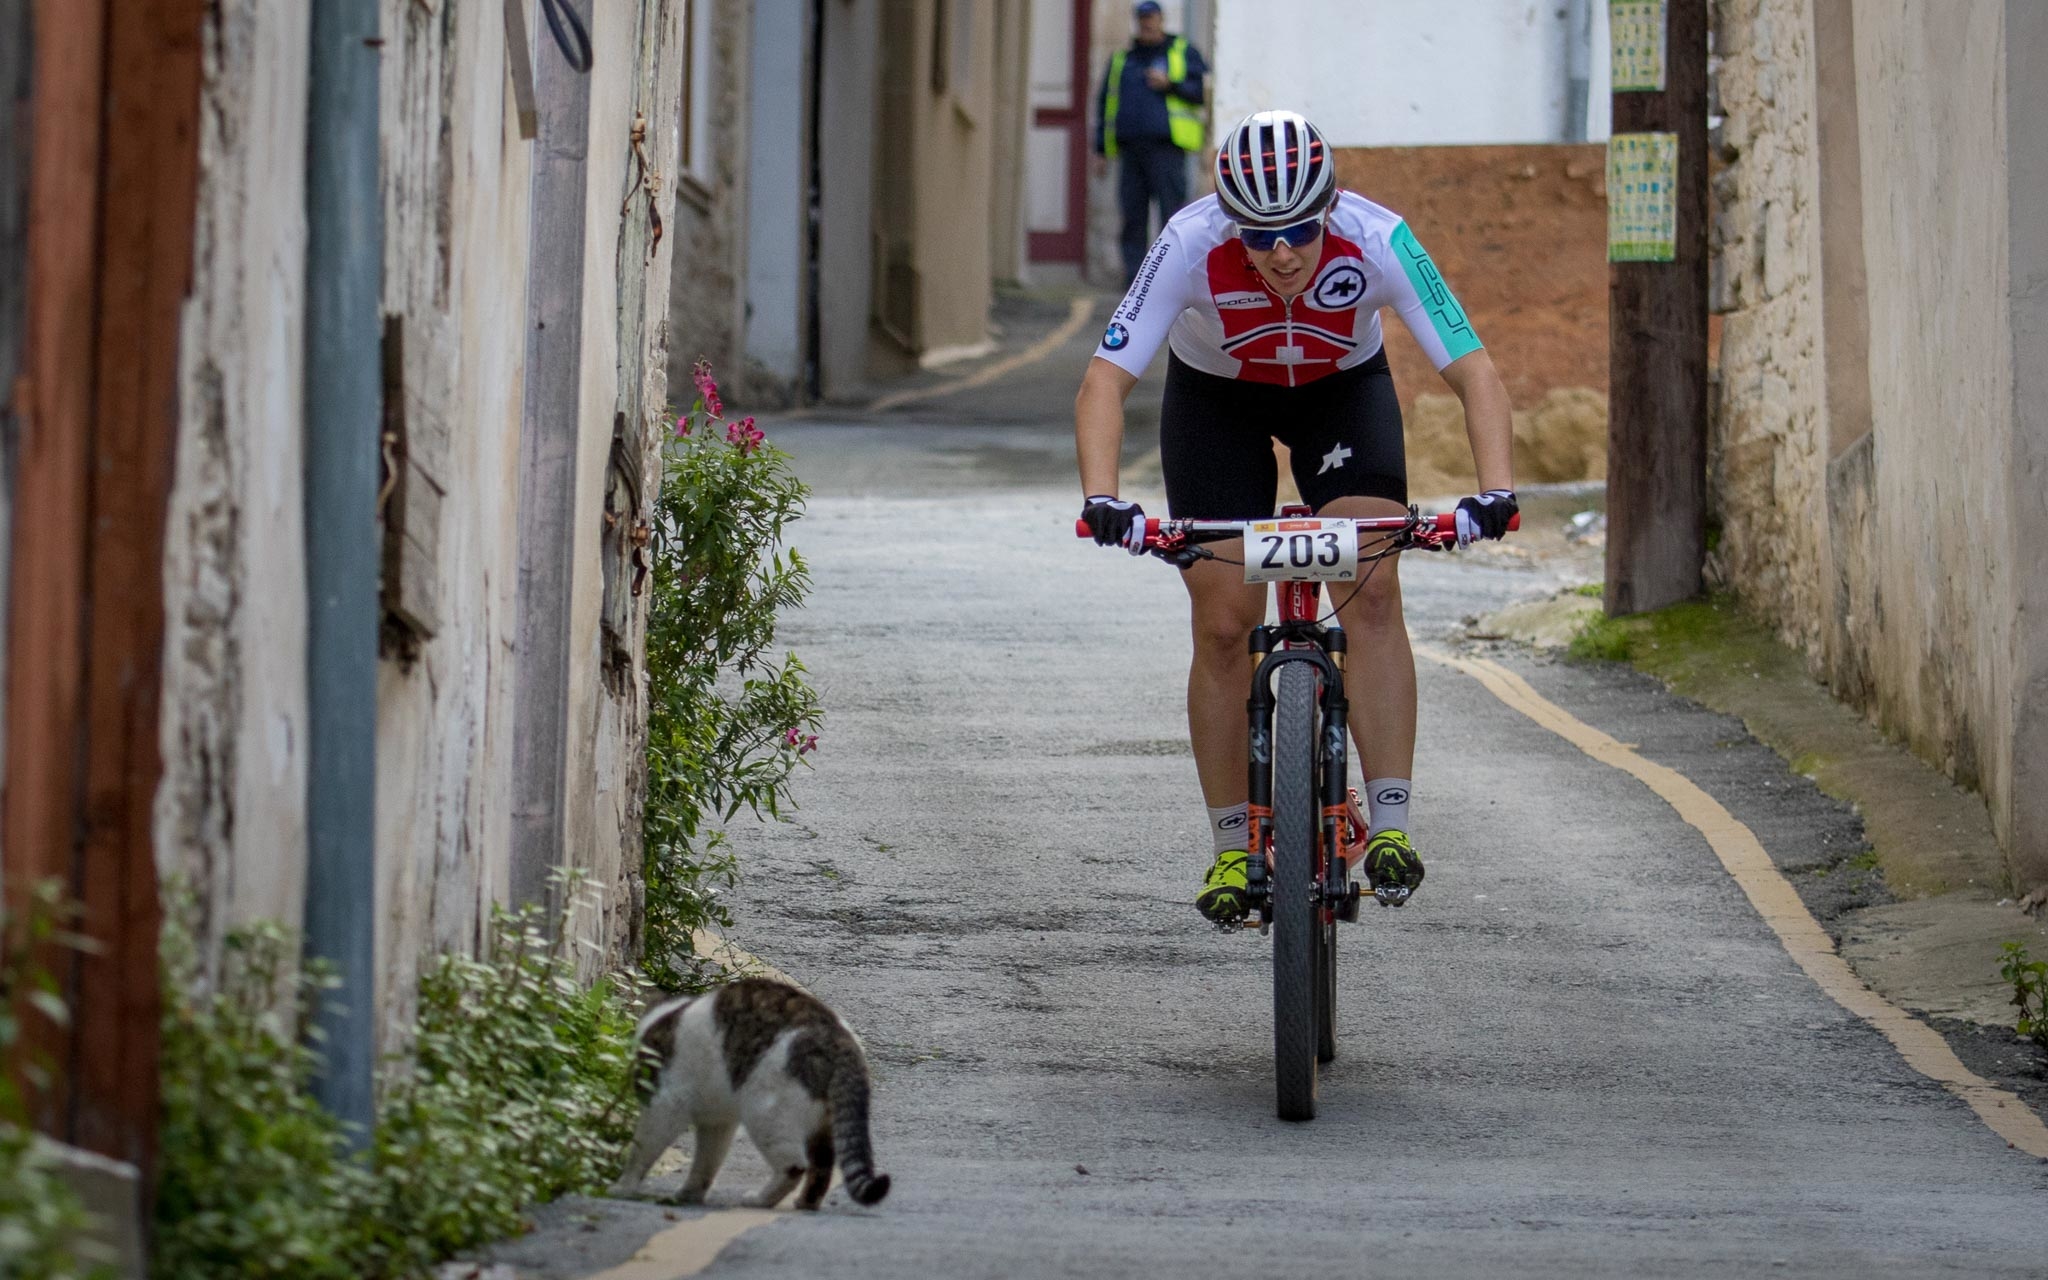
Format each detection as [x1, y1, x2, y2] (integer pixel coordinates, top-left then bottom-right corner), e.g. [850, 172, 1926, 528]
[671, 1188, 708, 1206]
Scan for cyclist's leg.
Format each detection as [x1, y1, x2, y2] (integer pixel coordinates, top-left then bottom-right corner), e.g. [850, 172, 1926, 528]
[1315, 492, 1419, 788]
[1160, 354, 1280, 919]
[1162, 354, 1277, 806]
[1182, 556, 1269, 808]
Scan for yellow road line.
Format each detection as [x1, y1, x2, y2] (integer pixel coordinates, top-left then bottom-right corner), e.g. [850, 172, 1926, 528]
[577, 1208, 778, 1280]
[688, 929, 804, 991]
[1421, 646, 2048, 1159]
[868, 296, 1097, 413]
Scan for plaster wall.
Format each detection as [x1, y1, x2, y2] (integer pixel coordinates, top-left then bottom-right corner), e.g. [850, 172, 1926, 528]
[370, 0, 533, 1033]
[1211, 0, 1612, 148]
[1850, 2, 2012, 811]
[562, 0, 684, 971]
[742, 2, 806, 400]
[2005, 0, 2048, 891]
[912, 0, 1001, 356]
[164, 0, 681, 1025]
[158, 0, 313, 960]
[817, 0, 880, 399]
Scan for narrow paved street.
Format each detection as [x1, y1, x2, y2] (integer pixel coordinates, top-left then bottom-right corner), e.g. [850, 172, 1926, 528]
[491, 346, 2048, 1279]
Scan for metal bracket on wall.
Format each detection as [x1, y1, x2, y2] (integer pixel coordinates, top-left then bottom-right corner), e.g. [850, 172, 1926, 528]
[503, 0, 538, 139]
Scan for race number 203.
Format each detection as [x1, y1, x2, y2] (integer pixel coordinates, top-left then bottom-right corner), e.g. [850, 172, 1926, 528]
[1243, 519, 1359, 584]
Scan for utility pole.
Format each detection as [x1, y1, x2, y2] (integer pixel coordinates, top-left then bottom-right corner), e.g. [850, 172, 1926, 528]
[1604, 0, 1709, 615]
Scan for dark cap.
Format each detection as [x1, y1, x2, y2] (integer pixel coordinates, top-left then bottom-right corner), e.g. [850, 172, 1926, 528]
[1134, 1, 1163, 15]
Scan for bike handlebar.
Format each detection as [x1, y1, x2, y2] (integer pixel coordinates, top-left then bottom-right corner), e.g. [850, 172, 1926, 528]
[1071, 512, 1520, 545]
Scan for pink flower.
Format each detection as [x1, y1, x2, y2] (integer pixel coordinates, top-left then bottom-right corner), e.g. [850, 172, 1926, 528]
[785, 727, 818, 756]
[674, 412, 692, 438]
[785, 726, 801, 747]
[726, 415, 763, 456]
[692, 359, 723, 419]
[799, 734, 819, 756]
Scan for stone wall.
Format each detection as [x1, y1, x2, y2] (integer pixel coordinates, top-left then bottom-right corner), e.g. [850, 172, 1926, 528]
[1710, 0, 2042, 890]
[1704, 0, 1830, 658]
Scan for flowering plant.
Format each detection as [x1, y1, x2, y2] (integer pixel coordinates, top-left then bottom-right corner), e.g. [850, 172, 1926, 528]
[644, 361, 820, 990]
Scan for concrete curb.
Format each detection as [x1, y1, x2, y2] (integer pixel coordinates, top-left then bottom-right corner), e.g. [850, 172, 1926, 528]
[1473, 589, 2048, 1031]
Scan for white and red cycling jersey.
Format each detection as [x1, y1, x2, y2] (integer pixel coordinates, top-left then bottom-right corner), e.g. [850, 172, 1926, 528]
[1093, 190, 1483, 387]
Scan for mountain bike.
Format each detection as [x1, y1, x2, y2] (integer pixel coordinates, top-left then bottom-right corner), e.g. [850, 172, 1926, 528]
[1076, 504, 1514, 1120]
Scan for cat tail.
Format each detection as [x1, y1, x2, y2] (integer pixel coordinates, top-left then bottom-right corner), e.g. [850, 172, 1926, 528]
[828, 1039, 891, 1206]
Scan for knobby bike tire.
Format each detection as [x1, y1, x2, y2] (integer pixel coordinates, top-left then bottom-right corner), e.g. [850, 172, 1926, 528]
[1271, 661, 1320, 1121]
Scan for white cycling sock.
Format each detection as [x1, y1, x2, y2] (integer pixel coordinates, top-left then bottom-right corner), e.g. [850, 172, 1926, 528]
[1207, 803, 1250, 855]
[1366, 779, 1412, 838]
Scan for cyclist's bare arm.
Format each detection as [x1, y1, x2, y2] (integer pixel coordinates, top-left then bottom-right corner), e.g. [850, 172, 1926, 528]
[1438, 349, 1515, 493]
[1076, 356, 1142, 497]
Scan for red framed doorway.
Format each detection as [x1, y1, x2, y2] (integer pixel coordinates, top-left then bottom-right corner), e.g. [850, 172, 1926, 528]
[1027, 0, 1091, 265]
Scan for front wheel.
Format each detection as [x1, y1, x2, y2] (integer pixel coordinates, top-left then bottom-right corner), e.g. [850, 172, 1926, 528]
[1271, 662, 1320, 1121]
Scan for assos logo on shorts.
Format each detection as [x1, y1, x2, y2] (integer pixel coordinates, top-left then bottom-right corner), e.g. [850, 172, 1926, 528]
[1102, 322, 1130, 351]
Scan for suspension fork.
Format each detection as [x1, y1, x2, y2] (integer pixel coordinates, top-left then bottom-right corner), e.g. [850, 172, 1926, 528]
[1245, 632, 1350, 911]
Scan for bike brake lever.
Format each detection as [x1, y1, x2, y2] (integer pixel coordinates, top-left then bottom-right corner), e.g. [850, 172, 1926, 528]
[1150, 544, 1207, 570]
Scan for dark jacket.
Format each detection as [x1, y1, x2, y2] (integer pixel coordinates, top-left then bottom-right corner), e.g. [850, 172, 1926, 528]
[1093, 35, 1208, 153]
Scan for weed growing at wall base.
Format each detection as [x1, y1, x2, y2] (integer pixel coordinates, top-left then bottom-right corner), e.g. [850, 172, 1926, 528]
[153, 875, 640, 1278]
[2001, 942, 2048, 1052]
[0, 882, 111, 1280]
[643, 362, 820, 991]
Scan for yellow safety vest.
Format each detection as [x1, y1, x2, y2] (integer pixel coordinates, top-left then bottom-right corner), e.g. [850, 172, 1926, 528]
[1104, 37, 1204, 157]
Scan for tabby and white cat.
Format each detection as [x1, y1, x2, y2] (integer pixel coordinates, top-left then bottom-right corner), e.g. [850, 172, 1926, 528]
[611, 976, 891, 1210]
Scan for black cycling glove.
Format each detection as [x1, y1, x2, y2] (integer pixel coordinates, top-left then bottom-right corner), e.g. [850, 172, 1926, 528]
[1453, 488, 1517, 548]
[1081, 495, 1147, 555]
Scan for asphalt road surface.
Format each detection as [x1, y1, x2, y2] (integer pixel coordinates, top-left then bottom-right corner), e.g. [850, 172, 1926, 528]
[512, 401, 2048, 1279]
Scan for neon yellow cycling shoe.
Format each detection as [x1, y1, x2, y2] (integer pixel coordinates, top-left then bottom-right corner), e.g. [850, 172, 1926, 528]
[1195, 850, 1251, 923]
[1364, 829, 1424, 907]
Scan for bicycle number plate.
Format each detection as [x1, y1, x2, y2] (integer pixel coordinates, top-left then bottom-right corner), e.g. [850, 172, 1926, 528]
[1243, 519, 1359, 584]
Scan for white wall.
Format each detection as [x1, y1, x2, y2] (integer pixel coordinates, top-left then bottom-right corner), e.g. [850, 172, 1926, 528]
[742, 3, 807, 394]
[1212, 0, 1611, 146]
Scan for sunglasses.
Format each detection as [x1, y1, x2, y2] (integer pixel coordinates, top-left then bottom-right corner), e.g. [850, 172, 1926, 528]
[1238, 214, 1326, 252]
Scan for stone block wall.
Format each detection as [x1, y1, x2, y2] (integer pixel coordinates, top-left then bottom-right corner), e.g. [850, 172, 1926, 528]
[1704, 0, 1829, 660]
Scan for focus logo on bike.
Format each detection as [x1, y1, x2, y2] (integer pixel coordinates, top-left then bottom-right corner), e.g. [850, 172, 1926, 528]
[1243, 519, 1360, 584]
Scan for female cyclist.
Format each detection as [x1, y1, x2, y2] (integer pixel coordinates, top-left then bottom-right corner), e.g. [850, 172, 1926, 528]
[1075, 109, 1518, 923]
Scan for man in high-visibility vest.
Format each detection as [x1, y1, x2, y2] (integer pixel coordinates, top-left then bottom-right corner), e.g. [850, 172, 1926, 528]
[1093, 1, 1208, 287]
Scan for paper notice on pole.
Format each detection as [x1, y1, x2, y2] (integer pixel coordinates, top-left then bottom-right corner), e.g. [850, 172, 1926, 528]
[1607, 132, 1679, 262]
[1610, 0, 1668, 92]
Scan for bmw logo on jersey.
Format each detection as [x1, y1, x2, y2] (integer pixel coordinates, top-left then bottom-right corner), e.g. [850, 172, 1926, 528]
[1101, 321, 1130, 351]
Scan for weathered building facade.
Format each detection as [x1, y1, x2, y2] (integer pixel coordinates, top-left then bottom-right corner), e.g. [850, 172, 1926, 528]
[6, 0, 686, 1173]
[1709, 0, 2047, 893]
[666, 0, 1033, 408]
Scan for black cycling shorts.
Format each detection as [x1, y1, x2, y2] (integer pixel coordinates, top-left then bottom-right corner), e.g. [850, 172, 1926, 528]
[1159, 348, 1405, 519]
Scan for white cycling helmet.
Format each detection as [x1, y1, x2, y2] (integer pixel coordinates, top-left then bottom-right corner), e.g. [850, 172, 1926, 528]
[1214, 110, 1335, 228]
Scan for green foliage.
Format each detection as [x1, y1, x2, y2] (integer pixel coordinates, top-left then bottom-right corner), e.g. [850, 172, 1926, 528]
[642, 365, 820, 991]
[153, 920, 370, 1279]
[1570, 582, 1604, 598]
[0, 882, 110, 1280]
[1567, 611, 1637, 662]
[364, 896, 640, 1271]
[153, 876, 642, 1279]
[2001, 941, 2048, 1051]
